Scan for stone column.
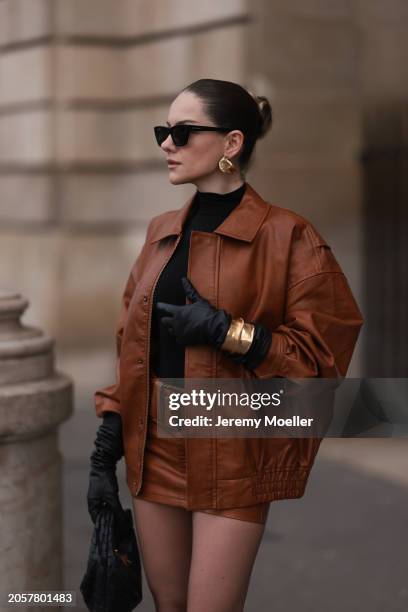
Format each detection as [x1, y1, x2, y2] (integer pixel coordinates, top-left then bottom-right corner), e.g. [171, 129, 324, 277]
[0, 291, 73, 608]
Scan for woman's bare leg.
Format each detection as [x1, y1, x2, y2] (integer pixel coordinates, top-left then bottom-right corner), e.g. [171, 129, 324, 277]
[132, 498, 193, 612]
[187, 512, 266, 612]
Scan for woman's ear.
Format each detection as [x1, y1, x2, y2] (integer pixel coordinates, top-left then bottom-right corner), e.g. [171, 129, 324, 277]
[224, 130, 244, 159]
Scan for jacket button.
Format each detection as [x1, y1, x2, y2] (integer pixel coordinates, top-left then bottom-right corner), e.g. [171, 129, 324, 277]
[143, 295, 148, 303]
[137, 358, 143, 364]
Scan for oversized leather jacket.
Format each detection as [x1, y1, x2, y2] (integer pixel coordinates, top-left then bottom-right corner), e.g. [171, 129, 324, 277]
[94, 181, 364, 509]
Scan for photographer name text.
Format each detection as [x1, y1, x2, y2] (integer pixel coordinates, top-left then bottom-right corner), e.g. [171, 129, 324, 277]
[167, 415, 314, 428]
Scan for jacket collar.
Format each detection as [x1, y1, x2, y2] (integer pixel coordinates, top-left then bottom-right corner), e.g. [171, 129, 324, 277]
[149, 181, 270, 244]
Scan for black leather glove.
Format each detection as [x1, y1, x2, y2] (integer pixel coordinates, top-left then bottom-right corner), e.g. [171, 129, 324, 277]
[156, 276, 232, 349]
[87, 412, 125, 525]
[226, 321, 272, 371]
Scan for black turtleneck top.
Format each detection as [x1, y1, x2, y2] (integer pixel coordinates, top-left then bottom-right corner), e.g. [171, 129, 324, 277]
[151, 182, 247, 378]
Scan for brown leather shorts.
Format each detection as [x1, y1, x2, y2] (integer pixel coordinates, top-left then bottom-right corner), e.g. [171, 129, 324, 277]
[135, 373, 270, 524]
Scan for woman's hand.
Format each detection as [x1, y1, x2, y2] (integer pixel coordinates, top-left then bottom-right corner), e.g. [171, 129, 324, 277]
[156, 276, 231, 348]
[87, 412, 125, 525]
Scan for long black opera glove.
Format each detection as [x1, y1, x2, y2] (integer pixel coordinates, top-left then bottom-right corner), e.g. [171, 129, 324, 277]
[156, 276, 232, 349]
[87, 412, 125, 526]
[225, 321, 273, 371]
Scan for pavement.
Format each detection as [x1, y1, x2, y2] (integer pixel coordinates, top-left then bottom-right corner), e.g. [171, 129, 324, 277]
[58, 350, 408, 612]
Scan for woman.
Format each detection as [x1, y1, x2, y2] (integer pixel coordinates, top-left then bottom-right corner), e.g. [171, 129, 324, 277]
[88, 78, 364, 611]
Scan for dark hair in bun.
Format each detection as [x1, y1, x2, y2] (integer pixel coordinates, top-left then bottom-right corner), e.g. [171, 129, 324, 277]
[181, 78, 273, 175]
[253, 94, 273, 138]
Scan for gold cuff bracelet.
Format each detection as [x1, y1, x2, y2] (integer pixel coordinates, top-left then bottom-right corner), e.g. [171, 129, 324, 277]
[221, 317, 255, 355]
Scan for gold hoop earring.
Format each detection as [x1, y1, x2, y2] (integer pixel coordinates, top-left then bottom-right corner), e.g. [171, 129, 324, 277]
[218, 155, 236, 174]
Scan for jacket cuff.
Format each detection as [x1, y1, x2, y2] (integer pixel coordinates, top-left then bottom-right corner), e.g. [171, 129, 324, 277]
[94, 384, 122, 419]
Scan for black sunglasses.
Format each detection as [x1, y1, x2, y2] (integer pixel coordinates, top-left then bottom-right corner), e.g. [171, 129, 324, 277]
[154, 124, 231, 147]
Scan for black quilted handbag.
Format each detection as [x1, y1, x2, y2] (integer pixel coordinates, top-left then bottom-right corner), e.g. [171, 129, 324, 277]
[80, 507, 143, 611]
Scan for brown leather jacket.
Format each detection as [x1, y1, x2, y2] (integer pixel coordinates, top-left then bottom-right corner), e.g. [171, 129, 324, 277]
[94, 181, 364, 509]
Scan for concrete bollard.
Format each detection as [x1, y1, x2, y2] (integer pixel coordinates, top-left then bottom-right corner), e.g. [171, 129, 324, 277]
[0, 291, 73, 609]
